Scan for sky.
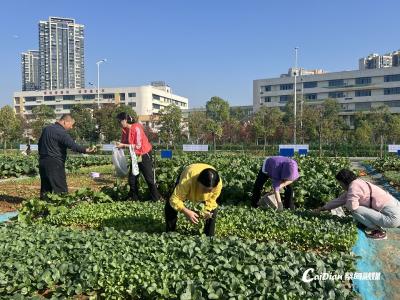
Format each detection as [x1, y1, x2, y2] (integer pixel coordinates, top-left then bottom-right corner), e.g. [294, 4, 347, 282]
[0, 0, 399, 109]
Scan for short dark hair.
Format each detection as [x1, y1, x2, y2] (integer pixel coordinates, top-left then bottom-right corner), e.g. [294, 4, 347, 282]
[335, 169, 358, 186]
[59, 114, 74, 121]
[116, 112, 136, 124]
[198, 168, 220, 188]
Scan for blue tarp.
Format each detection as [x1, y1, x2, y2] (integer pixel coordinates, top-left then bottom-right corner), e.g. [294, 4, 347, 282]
[0, 211, 18, 223]
[352, 164, 400, 299]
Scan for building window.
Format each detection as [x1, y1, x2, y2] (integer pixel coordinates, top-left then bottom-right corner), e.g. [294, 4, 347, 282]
[384, 100, 400, 107]
[63, 104, 73, 110]
[303, 81, 317, 88]
[263, 85, 272, 92]
[152, 94, 161, 100]
[355, 90, 372, 97]
[128, 92, 136, 97]
[328, 92, 345, 98]
[153, 103, 161, 109]
[280, 84, 293, 90]
[44, 96, 55, 101]
[384, 74, 400, 82]
[131, 102, 136, 107]
[280, 95, 292, 102]
[355, 102, 371, 111]
[63, 95, 75, 100]
[83, 94, 95, 100]
[102, 93, 114, 99]
[263, 96, 272, 102]
[25, 106, 34, 111]
[305, 93, 317, 100]
[120, 93, 126, 100]
[25, 97, 37, 102]
[355, 77, 371, 85]
[328, 79, 344, 87]
[384, 87, 400, 95]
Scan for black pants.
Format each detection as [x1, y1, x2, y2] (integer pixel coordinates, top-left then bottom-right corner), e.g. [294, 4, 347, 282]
[164, 173, 218, 236]
[39, 157, 68, 199]
[250, 168, 295, 209]
[128, 151, 161, 201]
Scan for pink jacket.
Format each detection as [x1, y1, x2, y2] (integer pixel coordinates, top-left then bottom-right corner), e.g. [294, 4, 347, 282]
[323, 179, 395, 212]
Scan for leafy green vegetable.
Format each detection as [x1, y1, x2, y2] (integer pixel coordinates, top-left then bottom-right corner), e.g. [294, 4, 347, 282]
[0, 223, 357, 299]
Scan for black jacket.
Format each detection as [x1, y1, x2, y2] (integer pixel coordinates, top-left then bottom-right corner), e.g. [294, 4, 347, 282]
[38, 123, 86, 163]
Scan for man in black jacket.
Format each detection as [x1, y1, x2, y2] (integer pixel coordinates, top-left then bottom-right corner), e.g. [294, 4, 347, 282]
[38, 114, 95, 199]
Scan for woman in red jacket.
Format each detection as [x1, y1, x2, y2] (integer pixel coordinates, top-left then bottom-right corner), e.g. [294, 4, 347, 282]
[116, 112, 162, 201]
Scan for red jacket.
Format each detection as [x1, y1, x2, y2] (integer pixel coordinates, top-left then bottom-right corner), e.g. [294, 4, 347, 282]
[121, 123, 152, 155]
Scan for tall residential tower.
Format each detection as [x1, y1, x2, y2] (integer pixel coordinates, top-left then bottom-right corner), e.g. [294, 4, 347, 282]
[21, 50, 39, 91]
[39, 17, 85, 90]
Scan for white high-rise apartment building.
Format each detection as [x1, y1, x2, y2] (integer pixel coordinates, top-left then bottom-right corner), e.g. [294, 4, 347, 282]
[21, 50, 39, 91]
[39, 17, 85, 90]
[359, 53, 393, 70]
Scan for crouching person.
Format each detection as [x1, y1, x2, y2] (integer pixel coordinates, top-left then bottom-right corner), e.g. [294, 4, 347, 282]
[165, 164, 222, 236]
[251, 156, 299, 210]
[315, 169, 400, 240]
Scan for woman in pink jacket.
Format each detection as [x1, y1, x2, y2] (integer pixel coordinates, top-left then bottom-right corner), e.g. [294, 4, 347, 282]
[315, 169, 400, 240]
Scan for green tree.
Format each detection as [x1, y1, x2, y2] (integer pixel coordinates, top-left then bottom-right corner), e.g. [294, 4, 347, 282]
[206, 96, 230, 122]
[252, 107, 283, 148]
[31, 105, 56, 139]
[157, 104, 182, 149]
[222, 118, 241, 144]
[369, 105, 392, 157]
[206, 96, 230, 150]
[230, 107, 249, 121]
[94, 104, 137, 143]
[301, 100, 344, 156]
[70, 105, 99, 144]
[0, 106, 23, 150]
[188, 111, 207, 143]
[354, 119, 373, 146]
[388, 113, 400, 143]
[322, 100, 348, 156]
[282, 99, 300, 143]
[204, 119, 223, 151]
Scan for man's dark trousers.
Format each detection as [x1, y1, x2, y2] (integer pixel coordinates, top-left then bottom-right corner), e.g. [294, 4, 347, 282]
[39, 157, 68, 199]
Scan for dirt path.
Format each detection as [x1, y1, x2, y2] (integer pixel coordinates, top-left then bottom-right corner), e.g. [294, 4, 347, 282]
[0, 173, 117, 213]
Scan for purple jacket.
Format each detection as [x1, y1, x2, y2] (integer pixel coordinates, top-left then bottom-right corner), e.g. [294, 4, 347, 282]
[262, 156, 299, 191]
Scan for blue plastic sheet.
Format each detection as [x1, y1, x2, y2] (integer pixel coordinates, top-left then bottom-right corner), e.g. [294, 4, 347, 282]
[0, 211, 18, 223]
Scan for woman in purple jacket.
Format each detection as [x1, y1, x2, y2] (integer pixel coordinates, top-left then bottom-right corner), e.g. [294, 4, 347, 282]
[251, 156, 299, 210]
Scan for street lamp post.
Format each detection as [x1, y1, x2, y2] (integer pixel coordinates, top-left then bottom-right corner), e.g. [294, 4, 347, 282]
[300, 77, 304, 143]
[96, 59, 107, 108]
[293, 47, 298, 144]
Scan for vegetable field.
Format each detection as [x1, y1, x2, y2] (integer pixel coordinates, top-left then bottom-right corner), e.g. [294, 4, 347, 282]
[0, 153, 359, 299]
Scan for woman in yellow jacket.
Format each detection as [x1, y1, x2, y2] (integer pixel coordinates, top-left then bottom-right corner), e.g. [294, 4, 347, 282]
[165, 163, 222, 236]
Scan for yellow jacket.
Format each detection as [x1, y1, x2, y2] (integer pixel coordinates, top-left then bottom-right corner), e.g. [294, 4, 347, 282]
[169, 163, 222, 212]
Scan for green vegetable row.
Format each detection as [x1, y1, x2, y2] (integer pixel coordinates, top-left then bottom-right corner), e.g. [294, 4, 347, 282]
[369, 156, 400, 172]
[0, 155, 111, 179]
[37, 200, 357, 252]
[154, 154, 350, 208]
[0, 223, 357, 299]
